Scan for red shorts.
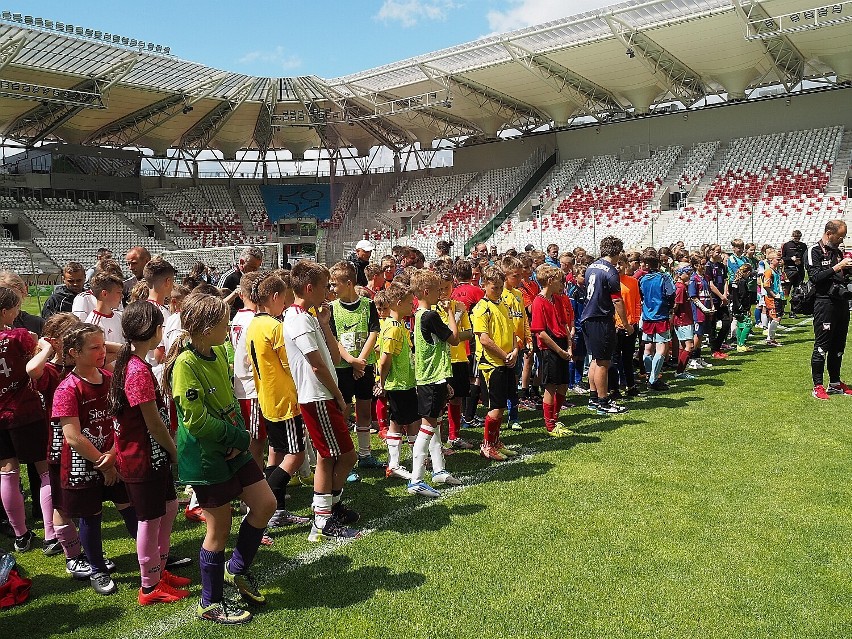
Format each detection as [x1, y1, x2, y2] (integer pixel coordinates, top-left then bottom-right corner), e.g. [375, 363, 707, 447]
[299, 400, 354, 459]
[61, 481, 130, 518]
[642, 319, 670, 336]
[238, 398, 268, 440]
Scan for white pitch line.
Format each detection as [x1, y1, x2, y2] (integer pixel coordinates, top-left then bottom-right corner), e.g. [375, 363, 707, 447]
[116, 445, 543, 639]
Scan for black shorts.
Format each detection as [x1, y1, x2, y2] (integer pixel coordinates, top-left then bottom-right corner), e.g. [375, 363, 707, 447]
[337, 365, 376, 402]
[582, 318, 616, 362]
[124, 471, 177, 521]
[62, 481, 131, 518]
[448, 362, 471, 399]
[417, 382, 449, 419]
[386, 388, 420, 426]
[540, 338, 571, 386]
[192, 459, 265, 510]
[48, 463, 64, 514]
[479, 366, 517, 411]
[266, 415, 306, 454]
[0, 420, 48, 464]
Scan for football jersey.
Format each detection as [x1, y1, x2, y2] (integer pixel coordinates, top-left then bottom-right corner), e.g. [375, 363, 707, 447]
[113, 355, 171, 482]
[379, 318, 415, 391]
[436, 299, 471, 363]
[247, 313, 300, 421]
[283, 304, 336, 403]
[53, 369, 115, 489]
[0, 328, 45, 429]
[35, 361, 74, 464]
[471, 297, 514, 371]
[451, 283, 484, 312]
[230, 308, 257, 399]
[581, 258, 621, 321]
[71, 291, 97, 320]
[85, 309, 124, 343]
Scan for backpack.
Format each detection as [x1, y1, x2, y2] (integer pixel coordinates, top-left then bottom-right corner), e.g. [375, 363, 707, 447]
[790, 280, 816, 315]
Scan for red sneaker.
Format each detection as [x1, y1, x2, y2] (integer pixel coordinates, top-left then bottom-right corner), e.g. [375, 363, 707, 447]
[138, 579, 190, 606]
[711, 351, 729, 359]
[827, 382, 852, 396]
[184, 506, 206, 523]
[161, 569, 191, 588]
[812, 385, 831, 400]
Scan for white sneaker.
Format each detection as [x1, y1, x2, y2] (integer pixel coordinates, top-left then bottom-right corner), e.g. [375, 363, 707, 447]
[698, 358, 712, 368]
[385, 465, 412, 480]
[407, 480, 440, 497]
[431, 470, 462, 486]
[687, 359, 702, 370]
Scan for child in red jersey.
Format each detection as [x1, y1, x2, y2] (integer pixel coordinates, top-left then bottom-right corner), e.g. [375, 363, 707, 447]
[27, 312, 88, 570]
[0, 286, 49, 554]
[530, 266, 573, 436]
[53, 323, 138, 596]
[110, 301, 190, 606]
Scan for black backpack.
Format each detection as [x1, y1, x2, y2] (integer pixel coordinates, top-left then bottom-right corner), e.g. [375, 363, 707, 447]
[790, 280, 816, 315]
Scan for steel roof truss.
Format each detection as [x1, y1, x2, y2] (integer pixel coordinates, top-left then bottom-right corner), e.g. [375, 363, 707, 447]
[733, 0, 806, 91]
[605, 15, 705, 107]
[85, 72, 228, 146]
[179, 76, 261, 151]
[501, 41, 624, 121]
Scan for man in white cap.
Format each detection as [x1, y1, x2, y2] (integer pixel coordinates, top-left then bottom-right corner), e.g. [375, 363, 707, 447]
[349, 239, 374, 286]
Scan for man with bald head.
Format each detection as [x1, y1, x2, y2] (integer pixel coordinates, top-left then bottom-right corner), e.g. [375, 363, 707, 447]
[124, 246, 152, 297]
[807, 219, 852, 399]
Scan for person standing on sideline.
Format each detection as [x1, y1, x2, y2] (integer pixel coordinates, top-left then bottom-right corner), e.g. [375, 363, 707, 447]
[218, 247, 264, 318]
[42, 262, 86, 319]
[781, 230, 807, 318]
[581, 236, 631, 415]
[807, 220, 852, 399]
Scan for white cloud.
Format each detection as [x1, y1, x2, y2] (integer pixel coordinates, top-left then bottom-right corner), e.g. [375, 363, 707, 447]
[238, 46, 302, 71]
[487, 0, 613, 33]
[375, 0, 457, 28]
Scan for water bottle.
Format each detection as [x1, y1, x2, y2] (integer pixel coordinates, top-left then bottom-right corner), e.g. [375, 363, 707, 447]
[0, 551, 16, 585]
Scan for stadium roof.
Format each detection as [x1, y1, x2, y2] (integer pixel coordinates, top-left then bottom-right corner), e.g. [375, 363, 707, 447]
[0, 0, 850, 160]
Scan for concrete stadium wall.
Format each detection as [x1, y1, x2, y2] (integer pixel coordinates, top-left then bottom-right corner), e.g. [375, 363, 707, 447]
[453, 86, 852, 170]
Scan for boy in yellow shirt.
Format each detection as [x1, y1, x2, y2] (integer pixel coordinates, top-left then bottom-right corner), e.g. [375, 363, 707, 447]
[500, 256, 531, 432]
[436, 269, 475, 450]
[471, 266, 519, 462]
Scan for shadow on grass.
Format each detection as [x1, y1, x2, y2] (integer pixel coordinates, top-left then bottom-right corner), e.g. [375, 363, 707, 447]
[383, 502, 487, 534]
[2, 579, 123, 632]
[274, 554, 425, 610]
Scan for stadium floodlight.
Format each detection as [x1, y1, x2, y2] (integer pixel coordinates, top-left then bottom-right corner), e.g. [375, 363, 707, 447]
[0, 13, 174, 57]
[741, 0, 852, 39]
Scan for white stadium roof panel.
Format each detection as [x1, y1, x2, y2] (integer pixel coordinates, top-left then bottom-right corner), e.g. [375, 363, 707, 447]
[0, 0, 851, 152]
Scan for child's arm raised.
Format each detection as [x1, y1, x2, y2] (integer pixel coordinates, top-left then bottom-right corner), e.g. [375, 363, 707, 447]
[26, 338, 55, 380]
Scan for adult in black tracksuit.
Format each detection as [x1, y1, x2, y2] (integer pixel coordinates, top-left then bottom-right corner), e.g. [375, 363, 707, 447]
[781, 230, 808, 317]
[806, 219, 852, 396]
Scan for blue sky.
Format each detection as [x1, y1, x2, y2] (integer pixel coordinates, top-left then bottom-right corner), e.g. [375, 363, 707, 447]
[14, 0, 613, 78]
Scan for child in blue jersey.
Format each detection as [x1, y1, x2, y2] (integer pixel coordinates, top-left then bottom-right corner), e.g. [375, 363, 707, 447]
[566, 264, 587, 393]
[638, 248, 676, 391]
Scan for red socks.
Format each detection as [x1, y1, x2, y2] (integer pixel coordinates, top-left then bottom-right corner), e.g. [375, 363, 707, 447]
[677, 348, 690, 374]
[543, 400, 555, 432]
[447, 402, 462, 441]
[555, 393, 566, 415]
[483, 415, 502, 444]
[375, 398, 389, 438]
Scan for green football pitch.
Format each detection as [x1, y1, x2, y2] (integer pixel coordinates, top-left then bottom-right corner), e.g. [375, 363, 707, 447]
[4, 317, 852, 639]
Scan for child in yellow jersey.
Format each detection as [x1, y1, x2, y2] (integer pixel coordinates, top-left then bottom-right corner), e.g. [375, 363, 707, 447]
[372, 291, 390, 440]
[376, 283, 419, 480]
[471, 266, 519, 462]
[500, 256, 532, 432]
[244, 271, 311, 530]
[435, 269, 476, 451]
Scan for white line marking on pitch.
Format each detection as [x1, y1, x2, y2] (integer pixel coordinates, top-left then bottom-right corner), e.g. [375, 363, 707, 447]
[117, 445, 543, 639]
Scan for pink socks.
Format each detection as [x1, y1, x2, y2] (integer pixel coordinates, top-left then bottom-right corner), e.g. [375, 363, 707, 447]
[0, 469, 27, 537]
[39, 471, 54, 540]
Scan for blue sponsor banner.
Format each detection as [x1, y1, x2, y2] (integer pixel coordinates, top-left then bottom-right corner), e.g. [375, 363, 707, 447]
[260, 184, 331, 221]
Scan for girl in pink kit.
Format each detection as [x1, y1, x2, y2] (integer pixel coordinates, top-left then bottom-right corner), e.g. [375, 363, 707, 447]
[27, 312, 89, 572]
[53, 323, 139, 595]
[0, 286, 50, 554]
[109, 301, 191, 606]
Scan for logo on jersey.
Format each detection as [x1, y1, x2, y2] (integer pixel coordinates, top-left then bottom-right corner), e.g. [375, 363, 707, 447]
[185, 388, 199, 401]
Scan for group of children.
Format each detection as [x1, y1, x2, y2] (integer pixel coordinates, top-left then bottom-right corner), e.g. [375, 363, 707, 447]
[0, 233, 806, 624]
